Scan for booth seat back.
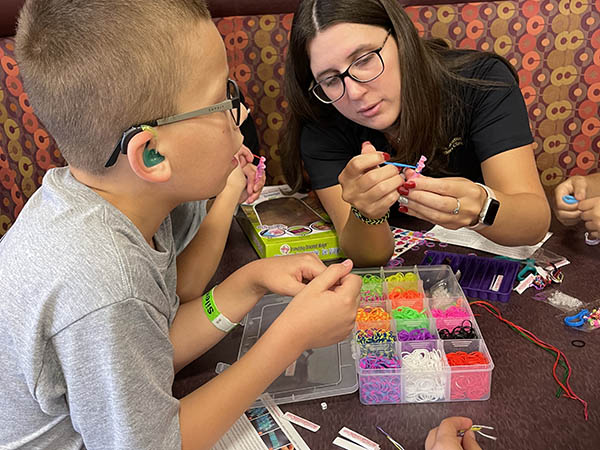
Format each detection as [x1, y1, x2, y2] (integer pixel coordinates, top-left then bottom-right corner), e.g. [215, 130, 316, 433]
[2, 0, 600, 236]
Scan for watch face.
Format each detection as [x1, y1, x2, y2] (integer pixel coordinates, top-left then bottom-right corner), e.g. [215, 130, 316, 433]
[483, 199, 500, 226]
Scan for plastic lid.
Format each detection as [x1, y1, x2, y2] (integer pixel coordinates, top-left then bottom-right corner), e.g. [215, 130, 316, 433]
[238, 294, 358, 406]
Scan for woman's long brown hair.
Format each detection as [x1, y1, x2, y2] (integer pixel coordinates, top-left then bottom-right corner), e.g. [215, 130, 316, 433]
[281, 0, 516, 192]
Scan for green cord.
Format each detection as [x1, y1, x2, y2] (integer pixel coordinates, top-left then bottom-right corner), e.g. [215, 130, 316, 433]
[505, 323, 569, 397]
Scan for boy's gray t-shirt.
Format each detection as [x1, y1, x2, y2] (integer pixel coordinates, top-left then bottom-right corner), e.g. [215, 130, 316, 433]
[0, 167, 202, 449]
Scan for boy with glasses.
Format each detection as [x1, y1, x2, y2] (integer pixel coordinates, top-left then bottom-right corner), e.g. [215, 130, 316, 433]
[0, 1, 361, 448]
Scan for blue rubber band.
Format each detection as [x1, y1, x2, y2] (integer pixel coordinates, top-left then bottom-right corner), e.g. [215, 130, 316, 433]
[562, 195, 578, 205]
[382, 162, 417, 169]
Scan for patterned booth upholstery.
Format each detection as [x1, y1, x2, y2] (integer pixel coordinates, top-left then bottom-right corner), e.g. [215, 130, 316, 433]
[1, 0, 599, 236]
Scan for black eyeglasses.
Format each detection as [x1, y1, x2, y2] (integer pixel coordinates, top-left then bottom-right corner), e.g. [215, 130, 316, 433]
[310, 30, 392, 104]
[105, 78, 242, 168]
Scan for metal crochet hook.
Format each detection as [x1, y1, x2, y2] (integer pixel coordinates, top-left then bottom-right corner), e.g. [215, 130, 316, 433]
[457, 424, 497, 441]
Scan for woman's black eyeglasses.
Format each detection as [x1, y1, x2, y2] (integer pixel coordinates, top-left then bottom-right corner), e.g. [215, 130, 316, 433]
[310, 30, 392, 104]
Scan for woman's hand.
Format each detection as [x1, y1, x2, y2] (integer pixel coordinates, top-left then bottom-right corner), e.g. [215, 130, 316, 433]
[398, 172, 486, 229]
[338, 141, 404, 220]
[553, 175, 588, 226]
[579, 197, 600, 239]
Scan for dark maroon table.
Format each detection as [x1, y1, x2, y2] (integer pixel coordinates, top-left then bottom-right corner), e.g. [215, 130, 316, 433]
[173, 216, 599, 449]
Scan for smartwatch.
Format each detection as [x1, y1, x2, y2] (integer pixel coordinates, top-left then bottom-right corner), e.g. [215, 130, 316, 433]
[467, 183, 500, 230]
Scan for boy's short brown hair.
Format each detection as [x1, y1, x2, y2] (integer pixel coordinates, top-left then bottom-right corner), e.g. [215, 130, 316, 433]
[16, 0, 210, 174]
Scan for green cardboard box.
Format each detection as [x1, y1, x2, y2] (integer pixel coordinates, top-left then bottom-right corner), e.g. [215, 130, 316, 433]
[236, 185, 344, 261]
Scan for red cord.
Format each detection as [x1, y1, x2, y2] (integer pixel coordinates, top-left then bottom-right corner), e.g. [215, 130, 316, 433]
[470, 300, 588, 420]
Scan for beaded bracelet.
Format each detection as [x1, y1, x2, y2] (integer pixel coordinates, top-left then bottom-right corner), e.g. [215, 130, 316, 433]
[351, 206, 390, 225]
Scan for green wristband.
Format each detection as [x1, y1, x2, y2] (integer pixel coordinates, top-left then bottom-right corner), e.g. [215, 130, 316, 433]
[202, 287, 237, 333]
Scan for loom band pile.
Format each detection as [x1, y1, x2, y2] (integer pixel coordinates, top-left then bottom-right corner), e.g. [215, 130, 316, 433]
[397, 328, 436, 341]
[359, 376, 402, 404]
[401, 349, 448, 402]
[430, 305, 470, 318]
[360, 274, 383, 285]
[404, 373, 447, 402]
[360, 290, 384, 302]
[385, 272, 419, 291]
[389, 288, 424, 311]
[356, 306, 392, 331]
[450, 372, 491, 400]
[392, 306, 430, 331]
[355, 329, 396, 358]
[391, 306, 427, 319]
[437, 320, 478, 340]
[359, 355, 402, 370]
[446, 351, 488, 366]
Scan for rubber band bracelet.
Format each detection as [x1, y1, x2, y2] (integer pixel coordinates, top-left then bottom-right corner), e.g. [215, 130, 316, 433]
[350, 206, 390, 225]
[202, 287, 238, 333]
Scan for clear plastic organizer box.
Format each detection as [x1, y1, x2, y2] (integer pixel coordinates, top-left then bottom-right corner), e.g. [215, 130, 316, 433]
[353, 265, 494, 405]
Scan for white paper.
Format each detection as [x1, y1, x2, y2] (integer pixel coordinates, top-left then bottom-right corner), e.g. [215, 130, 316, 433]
[333, 437, 369, 450]
[212, 394, 311, 450]
[426, 226, 552, 259]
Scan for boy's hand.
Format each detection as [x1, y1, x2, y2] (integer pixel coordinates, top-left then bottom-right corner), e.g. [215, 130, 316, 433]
[236, 146, 266, 204]
[274, 259, 361, 350]
[221, 164, 248, 204]
[579, 197, 600, 239]
[251, 253, 329, 297]
[425, 417, 481, 450]
[554, 176, 588, 226]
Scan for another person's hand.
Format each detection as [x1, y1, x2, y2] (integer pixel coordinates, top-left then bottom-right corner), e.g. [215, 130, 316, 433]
[553, 175, 588, 226]
[579, 196, 600, 239]
[398, 173, 486, 229]
[274, 258, 361, 349]
[338, 141, 404, 220]
[425, 417, 481, 450]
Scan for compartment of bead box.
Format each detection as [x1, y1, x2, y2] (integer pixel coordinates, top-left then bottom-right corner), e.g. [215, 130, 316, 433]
[443, 339, 494, 401]
[352, 266, 493, 405]
[354, 338, 451, 405]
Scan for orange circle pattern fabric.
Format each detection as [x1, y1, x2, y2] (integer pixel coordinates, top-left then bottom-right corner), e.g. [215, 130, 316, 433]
[1, 1, 599, 236]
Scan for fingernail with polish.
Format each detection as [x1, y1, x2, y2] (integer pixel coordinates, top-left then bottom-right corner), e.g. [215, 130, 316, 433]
[398, 196, 409, 205]
[382, 152, 391, 161]
[398, 187, 409, 195]
[404, 180, 416, 189]
[398, 206, 409, 213]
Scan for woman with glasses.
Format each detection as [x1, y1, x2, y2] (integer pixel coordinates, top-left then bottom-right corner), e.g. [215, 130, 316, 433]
[281, 0, 550, 266]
